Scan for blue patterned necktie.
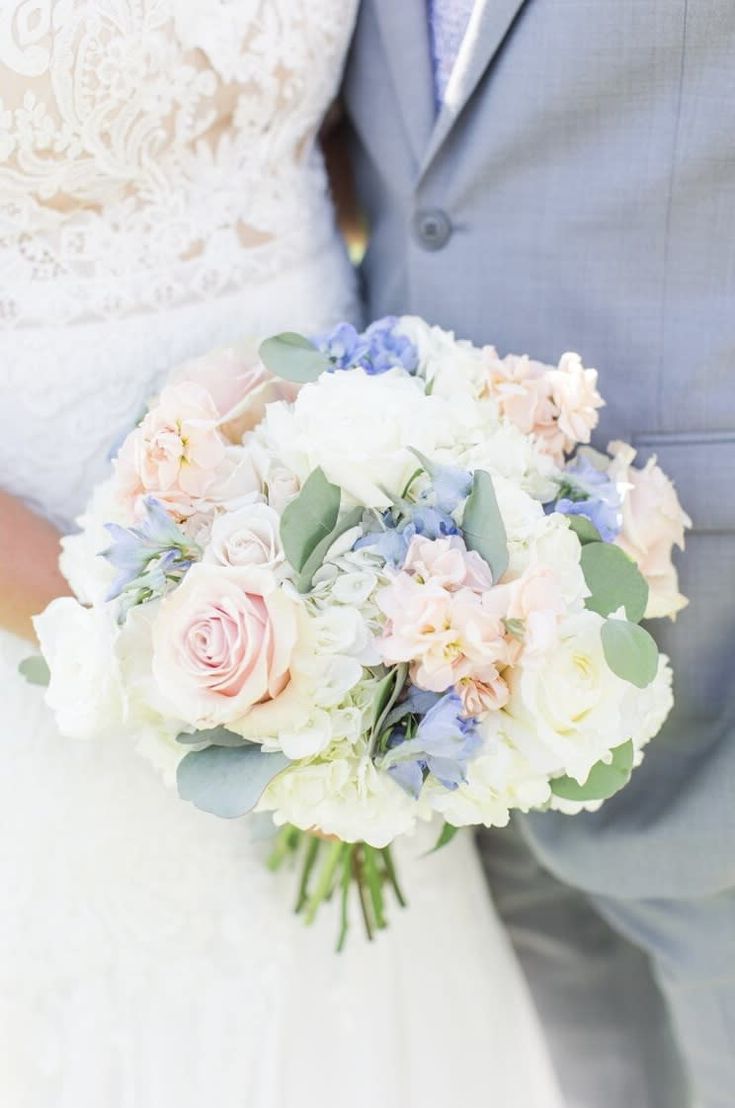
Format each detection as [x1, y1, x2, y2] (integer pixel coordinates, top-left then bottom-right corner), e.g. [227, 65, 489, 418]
[428, 0, 476, 108]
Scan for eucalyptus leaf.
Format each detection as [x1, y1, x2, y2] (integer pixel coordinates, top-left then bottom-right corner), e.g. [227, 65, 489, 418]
[370, 663, 409, 743]
[461, 470, 509, 581]
[564, 515, 602, 545]
[175, 726, 248, 747]
[295, 506, 364, 592]
[280, 467, 341, 574]
[550, 740, 635, 803]
[18, 655, 50, 687]
[258, 332, 331, 384]
[177, 744, 290, 819]
[581, 541, 648, 623]
[601, 619, 659, 689]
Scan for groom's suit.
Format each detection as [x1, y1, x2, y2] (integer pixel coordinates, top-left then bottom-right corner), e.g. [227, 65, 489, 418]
[345, 2, 735, 1104]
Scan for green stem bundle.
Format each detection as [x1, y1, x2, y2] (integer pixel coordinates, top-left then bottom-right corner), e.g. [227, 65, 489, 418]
[267, 826, 407, 950]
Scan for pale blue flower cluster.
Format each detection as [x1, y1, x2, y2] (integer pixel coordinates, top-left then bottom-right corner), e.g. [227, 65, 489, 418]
[315, 316, 419, 376]
[103, 497, 200, 607]
[381, 691, 483, 798]
[550, 453, 623, 542]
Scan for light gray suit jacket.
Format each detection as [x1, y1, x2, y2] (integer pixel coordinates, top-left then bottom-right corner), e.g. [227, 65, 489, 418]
[345, 0, 735, 901]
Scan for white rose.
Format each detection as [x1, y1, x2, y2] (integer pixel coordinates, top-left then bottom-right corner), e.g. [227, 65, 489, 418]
[261, 368, 450, 508]
[512, 512, 589, 610]
[58, 475, 123, 605]
[204, 501, 284, 573]
[34, 598, 123, 740]
[500, 610, 632, 783]
[623, 653, 674, 755]
[258, 753, 425, 848]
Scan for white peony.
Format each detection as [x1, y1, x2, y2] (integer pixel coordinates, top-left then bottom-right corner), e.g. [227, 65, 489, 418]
[34, 598, 123, 740]
[500, 610, 633, 783]
[261, 368, 453, 508]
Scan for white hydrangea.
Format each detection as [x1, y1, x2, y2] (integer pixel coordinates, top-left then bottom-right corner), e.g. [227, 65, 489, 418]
[397, 315, 494, 400]
[258, 750, 428, 848]
[58, 475, 124, 605]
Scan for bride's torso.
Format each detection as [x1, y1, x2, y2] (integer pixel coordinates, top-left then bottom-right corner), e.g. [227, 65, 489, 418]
[0, 0, 359, 527]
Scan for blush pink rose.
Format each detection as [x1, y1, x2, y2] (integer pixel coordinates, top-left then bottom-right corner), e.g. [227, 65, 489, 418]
[152, 563, 301, 729]
[170, 343, 300, 442]
[608, 441, 691, 619]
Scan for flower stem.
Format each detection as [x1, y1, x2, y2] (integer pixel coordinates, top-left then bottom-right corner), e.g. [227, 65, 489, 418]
[294, 834, 321, 914]
[336, 845, 355, 953]
[304, 841, 344, 926]
[380, 845, 407, 908]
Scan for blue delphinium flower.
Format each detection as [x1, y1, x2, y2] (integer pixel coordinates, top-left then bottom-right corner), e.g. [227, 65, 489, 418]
[314, 322, 368, 370]
[103, 497, 200, 605]
[315, 317, 419, 376]
[551, 452, 623, 542]
[381, 692, 483, 798]
[359, 316, 419, 375]
[354, 524, 413, 568]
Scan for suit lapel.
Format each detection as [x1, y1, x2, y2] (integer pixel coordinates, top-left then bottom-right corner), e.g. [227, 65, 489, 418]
[420, 0, 530, 175]
[370, 0, 436, 168]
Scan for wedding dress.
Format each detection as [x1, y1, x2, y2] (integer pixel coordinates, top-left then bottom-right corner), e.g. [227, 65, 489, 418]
[0, 5, 563, 1106]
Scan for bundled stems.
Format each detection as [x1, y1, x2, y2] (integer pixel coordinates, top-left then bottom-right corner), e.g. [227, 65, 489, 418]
[267, 826, 407, 950]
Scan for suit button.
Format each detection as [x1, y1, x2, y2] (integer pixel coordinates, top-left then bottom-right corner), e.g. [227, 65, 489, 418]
[414, 209, 452, 251]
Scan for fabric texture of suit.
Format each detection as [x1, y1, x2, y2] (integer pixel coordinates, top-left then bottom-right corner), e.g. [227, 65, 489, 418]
[344, 2, 735, 1104]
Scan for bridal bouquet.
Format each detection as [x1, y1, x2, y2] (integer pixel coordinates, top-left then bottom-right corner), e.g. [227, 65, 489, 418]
[30, 316, 690, 946]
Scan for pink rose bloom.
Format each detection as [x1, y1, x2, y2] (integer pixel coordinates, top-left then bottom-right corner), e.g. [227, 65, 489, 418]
[170, 343, 299, 442]
[608, 441, 691, 619]
[152, 563, 301, 730]
[115, 382, 227, 516]
[403, 534, 494, 592]
[547, 353, 604, 455]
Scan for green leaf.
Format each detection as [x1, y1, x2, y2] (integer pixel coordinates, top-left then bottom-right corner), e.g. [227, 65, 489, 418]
[177, 744, 290, 819]
[175, 726, 248, 747]
[580, 541, 649, 623]
[370, 663, 409, 743]
[258, 332, 331, 383]
[295, 505, 364, 592]
[18, 655, 50, 687]
[462, 470, 509, 582]
[601, 619, 659, 689]
[550, 740, 635, 803]
[428, 822, 460, 854]
[280, 467, 341, 574]
[564, 515, 602, 545]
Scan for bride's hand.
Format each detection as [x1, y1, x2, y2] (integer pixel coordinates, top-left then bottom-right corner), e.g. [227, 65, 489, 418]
[0, 491, 71, 642]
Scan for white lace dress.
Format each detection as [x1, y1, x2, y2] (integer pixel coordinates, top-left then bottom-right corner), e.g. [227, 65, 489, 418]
[0, 5, 564, 1106]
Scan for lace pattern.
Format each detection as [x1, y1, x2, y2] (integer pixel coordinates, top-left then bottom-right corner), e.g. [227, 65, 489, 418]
[0, 0, 358, 326]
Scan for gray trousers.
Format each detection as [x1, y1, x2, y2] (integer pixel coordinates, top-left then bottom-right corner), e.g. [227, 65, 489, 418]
[478, 820, 735, 1108]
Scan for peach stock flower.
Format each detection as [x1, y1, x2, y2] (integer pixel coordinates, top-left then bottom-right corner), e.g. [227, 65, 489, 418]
[485, 350, 603, 464]
[607, 441, 691, 619]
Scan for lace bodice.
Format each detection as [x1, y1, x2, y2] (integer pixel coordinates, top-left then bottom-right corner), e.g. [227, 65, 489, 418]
[0, 0, 358, 326]
[0, 0, 360, 529]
